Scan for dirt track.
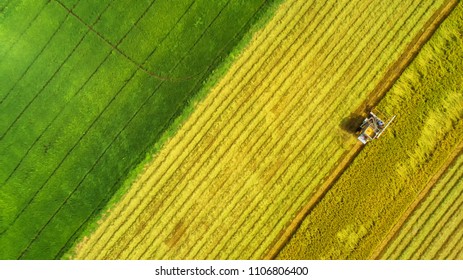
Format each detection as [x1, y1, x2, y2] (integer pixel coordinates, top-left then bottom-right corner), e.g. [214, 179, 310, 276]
[265, 0, 459, 260]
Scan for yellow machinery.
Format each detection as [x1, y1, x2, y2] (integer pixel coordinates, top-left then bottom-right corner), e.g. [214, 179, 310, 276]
[357, 112, 395, 144]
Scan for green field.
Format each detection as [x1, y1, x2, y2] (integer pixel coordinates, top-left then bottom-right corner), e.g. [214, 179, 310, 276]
[0, 0, 275, 259]
[278, 1, 463, 259]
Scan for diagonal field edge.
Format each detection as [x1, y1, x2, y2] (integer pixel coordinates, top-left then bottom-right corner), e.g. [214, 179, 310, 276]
[369, 0, 460, 260]
[151, 0, 410, 260]
[69, 0, 272, 260]
[133, 0, 345, 260]
[266, 0, 451, 260]
[96, 0, 404, 260]
[17, 0, 241, 258]
[156, 0, 370, 260]
[227, 0, 426, 260]
[87, 0, 312, 260]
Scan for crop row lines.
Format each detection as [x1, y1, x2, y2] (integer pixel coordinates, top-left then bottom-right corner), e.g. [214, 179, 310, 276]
[79, 0, 432, 260]
[197, 0, 406, 259]
[408, 176, 463, 259]
[105, 0, 414, 258]
[164, 0, 432, 260]
[0, 0, 50, 62]
[2, 0, 206, 247]
[231, 0, 428, 259]
[444, 222, 463, 259]
[98, 0, 348, 260]
[132, 0, 358, 260]
[383, 155, 463, 258]
[86, 0, 272, 258]
[0, 0, 142, 236]
[57, 0, 211, 81]
[78, 0, 314, 259]
[111, 0, 406, 260]
[54, 0, 269, 259]
[0, 0, 112, 184]
[0, 0, 198, 225]
[219, 0, 430, 258]
[429, 204, 463, 259]
[0, 0, 82, 127]
[278, 0, 459, 260]
[14, 0, 234, 258]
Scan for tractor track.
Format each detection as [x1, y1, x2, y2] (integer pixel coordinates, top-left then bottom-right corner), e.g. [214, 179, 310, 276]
[265, 0, 458, 260]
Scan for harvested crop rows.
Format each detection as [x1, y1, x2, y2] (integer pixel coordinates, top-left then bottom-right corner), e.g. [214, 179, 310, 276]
[0, 0, 272, 259]
[279, 0, 462, 259]
[381, 152, 463, 259]
[74, 0, 446, 259]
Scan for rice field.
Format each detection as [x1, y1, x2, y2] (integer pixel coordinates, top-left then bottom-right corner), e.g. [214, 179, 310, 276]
[380, 152, 463, 259]
[73, 0, 448, 259]
[0, 0, 274, 259]
[278, 0, 463, 259]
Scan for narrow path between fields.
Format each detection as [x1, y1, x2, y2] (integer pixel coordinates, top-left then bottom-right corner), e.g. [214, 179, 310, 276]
[265, 0, 459, 260]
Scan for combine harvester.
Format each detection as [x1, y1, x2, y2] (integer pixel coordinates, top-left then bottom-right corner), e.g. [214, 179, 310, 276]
[357, 111, 396, 144]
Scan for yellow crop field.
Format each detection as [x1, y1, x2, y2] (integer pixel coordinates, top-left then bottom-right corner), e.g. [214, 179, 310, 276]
[279, 0, 462, 259]
[380, 152, 463, 259]
[73, 0, 447, 259]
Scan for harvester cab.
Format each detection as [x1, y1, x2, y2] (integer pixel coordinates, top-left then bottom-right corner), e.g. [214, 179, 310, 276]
[357, 111, 396, 144]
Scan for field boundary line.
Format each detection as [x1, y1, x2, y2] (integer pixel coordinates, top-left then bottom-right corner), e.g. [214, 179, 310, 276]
[82, 0, 308, 260]
[54, 0, 210, 82]
[116, 0, 370, 260]
[264, 0, 458, 260]
[148, 0, 351, 260]
[242, 0, 426, 259]
[368, 0, 460, 260]
[68, 0, 274, 259]
[98, 0, 280, 260]
[48, 0, 265, 259]
[223, 0, 415, 259]
[15, 0, 221, 258]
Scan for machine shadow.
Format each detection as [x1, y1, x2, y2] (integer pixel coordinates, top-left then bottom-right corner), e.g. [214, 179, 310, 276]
[339, 113, 365, 135]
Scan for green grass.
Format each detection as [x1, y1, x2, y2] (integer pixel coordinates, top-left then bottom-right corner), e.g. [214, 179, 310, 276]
[278, 1, 463, 259]
[0, 0, 276, 259]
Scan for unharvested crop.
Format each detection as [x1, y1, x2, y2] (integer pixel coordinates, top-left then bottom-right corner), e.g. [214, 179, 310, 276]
[278, 1, 463, 259]
[381, 152, 463, 259]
